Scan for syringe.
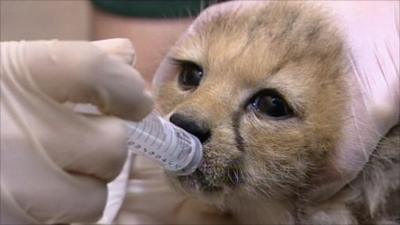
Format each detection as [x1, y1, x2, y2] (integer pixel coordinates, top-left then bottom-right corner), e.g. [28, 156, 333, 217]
[125, 113, 203, 175]
[72, 103, 202, 175]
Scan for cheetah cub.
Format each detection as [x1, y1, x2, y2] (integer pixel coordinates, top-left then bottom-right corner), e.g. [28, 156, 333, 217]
[154, 2, 399, 224]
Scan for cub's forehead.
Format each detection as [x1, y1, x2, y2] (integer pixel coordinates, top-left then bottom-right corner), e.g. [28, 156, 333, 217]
[171, 1, 267, 63]
[171, 1, 343, 73]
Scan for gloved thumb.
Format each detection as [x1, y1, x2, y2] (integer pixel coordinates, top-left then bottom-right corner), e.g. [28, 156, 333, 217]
[91, 38, 136, 66]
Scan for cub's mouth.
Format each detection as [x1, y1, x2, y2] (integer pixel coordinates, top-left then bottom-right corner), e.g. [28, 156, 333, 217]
[166, 113, 244, 195]
[177, 169, 224, 193]
[170, 147, 244, 194]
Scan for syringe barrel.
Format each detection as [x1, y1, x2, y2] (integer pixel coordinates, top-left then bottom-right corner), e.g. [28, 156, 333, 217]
[125, 113, 203, 175]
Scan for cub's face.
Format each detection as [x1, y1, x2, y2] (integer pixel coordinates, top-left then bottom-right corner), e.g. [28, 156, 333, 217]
[154, 2, 347, 204]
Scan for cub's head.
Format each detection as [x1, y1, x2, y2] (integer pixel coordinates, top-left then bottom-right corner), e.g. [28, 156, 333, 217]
[154, 1, 347, 204]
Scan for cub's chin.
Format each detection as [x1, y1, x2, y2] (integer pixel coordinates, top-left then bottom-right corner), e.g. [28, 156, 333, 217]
[166, 146, 244, 203]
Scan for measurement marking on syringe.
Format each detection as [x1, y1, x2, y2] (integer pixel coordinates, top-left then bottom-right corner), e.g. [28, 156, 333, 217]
[162, 124, 173, 157]
[157, 121, 168, 150]
[141, 117, 152, 144]
[154, 117, 164, 147]
[143, 117, 154, 144]
[174, 133, 185, 161]
[158, 124, 167, 150]
[141, 118, 152, 142]
[149, 120, 157, 146]
[134, 121, 145, 140]
[154, 119, 164, 150]
[152, 119, 161, 147]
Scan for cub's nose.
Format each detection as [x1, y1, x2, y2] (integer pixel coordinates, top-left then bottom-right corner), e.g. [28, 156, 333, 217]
[169, 113, 211, 143]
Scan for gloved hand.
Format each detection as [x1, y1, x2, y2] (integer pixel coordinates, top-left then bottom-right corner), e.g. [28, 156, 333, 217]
[0, 39, 153, 224]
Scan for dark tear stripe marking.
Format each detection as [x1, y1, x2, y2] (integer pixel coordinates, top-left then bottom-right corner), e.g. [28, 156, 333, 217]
[232, 111, 245, 152]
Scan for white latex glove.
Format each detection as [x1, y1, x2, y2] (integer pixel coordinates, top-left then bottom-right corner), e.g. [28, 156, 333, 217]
[0, 39, 153, 224]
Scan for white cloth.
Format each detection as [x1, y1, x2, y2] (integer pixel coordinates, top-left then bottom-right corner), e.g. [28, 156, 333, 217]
[309, 1, 399, 200]
[98, 152, 134, 224]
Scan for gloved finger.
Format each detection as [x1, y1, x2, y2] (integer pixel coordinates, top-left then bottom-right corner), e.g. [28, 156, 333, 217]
[10, 80, 129, 183]
[38, 113, 129, 183]
[90, 39, 154, 120]
[54, 174, 107, 223]
[32, 175, 107, 223]
[2, 132, 108, 223]
[92, 61, 154, 121]
[92, 38, 136, 66]
[64, 116, 128, 183]
[22, 40, 153, 121]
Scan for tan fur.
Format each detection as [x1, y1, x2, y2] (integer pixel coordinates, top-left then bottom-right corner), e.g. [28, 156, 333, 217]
[154, 2, 399, 224]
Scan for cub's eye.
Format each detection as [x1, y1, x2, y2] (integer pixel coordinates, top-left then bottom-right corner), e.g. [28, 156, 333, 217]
[178, 61, 203, 90]
[248, 90, 293, 119]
